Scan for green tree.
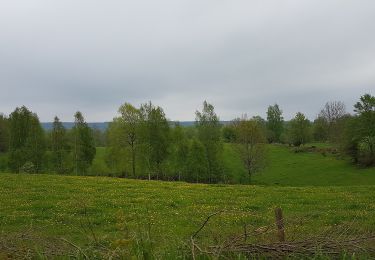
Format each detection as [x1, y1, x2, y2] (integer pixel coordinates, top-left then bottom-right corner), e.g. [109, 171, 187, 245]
[140, 102, 170, 180]
[312, 116, 329, 142]
[170, 123, 189, 181]
[51, 116, 70, 174]
[252, 116, 267, 130]
[354, 94, 375, 114]
[27, 115, 46, 173]
[195, 101, 223, 183]
[234, 118, 266, 182]
[187, 138, 208, 183]
[118, 103, 142, 177]
[222, 124, 236, 143]
[106, 118, 130, 176]
[72, 112, 96, 175]
[288, 112, 311, 146]
[0, 114, 9, 153]
[266, 104, 284, 143]
[344, 94, 375, 166]
[8, 106, 46, 173]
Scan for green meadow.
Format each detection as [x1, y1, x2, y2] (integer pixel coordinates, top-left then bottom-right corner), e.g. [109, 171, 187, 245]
[1, 173, 375, 258]
[254, 144, 375, 186]
[90, 144, 375, 186]
[1, 144, 375, 257]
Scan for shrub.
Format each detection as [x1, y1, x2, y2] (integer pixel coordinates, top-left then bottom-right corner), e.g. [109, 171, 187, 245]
[21, 161, 36, 174]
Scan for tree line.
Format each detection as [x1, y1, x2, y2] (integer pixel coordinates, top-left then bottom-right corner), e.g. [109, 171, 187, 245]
[0, 107, 96, 174]
[0, 94, 374, 183]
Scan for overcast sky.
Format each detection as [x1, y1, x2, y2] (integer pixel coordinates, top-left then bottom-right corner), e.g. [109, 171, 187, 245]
[0, 1, 374, 122]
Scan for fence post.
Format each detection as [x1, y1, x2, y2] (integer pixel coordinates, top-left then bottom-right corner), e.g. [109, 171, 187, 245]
[275, 207, 285, 242]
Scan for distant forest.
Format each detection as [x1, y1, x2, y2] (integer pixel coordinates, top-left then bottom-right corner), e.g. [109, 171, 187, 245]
[40, 121, 229, 131]
[0, 94, 374, 184]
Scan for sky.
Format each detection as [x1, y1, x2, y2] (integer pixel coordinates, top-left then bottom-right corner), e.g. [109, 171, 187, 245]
[0, 1, 374, 122]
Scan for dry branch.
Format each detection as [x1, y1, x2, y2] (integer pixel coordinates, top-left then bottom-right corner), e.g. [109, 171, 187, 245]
[190, 209, 375, 258]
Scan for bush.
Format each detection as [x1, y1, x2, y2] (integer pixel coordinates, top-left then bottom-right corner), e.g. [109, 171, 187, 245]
[358, 136, 375, 166]
[21, 161, 36, 174]
[0, 153, 8, 172]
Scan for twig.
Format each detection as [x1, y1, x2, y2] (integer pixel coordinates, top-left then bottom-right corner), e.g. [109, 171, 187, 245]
[191, 210, 224, 239]
[60, 238, 89, 259]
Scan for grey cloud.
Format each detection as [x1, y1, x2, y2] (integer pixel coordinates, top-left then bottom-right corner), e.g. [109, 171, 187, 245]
[0, 0, 374, 121]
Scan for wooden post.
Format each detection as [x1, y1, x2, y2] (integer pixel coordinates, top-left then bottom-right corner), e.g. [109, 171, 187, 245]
[275, 207, 285, 242]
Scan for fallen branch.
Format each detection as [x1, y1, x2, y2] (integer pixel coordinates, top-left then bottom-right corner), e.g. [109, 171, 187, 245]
[191, 210, 224, 239]
[60, 238, 89, 260]
[190, 209, 375, 258]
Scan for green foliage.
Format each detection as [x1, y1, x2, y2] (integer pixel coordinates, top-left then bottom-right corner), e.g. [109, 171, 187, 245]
[50, 116, 70, 174]
[140, 102, 170, 179]
[266, 104, 284, 143]
[72, 111, 96, 175]
[0, 153, 8, 172]
[233, 118, 267, 182]
[287, 112, 312, 146]
[221, 143, 248, 183]
[222, 124, 236, 143]
[107, 103, 142, 177]
[343, 94, 375, 166]
[89, 147, 111, 176]
[8, 106, 46, 173]
[186, 138, 208, 182]
[196, 101, 223, 183]
[169, 123, 190, 181]
[106, 118, 132, 176]
[0, 113, 9, 153]
[313, 117, 329, 142]
[92, 128, 107, 147]
[20, 161, 36, 173]
[354, 93, 375, 114]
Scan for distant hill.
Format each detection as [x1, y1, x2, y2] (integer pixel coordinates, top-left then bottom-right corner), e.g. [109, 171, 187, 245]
[41, 121, 231, 131]
[41, 122, 110, 131]
[177, 121, 231, 127]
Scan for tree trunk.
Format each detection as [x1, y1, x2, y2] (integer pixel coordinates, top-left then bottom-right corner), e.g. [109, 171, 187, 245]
[131, 145, 136, 177]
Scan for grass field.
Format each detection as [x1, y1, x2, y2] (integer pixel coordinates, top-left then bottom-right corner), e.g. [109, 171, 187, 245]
[1, 173, 375, 257]
[253, 145, 375, 186]
[1, 144, 375, 257]
[89, 144, 375, 187]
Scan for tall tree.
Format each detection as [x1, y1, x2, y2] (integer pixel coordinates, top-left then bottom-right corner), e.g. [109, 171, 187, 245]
[187, 138, 208, 183]
[51, 116, 70, 174]
[140, 102, 170, 180]
[266, 104, 284, 143]
[234, 118, 266, 182]
[312, 117, 329, 142]
[318, 101, 346, 142]
[195, 101, 223, 183]
[288, 112, 311, 147]
[319, 101, 346, 124]
[106, 118, 130, 176]
[72, 112, 96, 175]
[8, 106, 46, 173]
[0, 114, 9, 153]
[170, 123, 189, 181]
[344, 94, 375, 166]
[118, 103, 141, 177]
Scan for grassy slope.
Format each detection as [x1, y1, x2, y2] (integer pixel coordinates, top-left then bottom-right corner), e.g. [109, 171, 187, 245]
[1, 144, 375, 255]
[0, 173, 374, 255]
[252, 145, 375, 186]
[93, 144, 375, 186]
